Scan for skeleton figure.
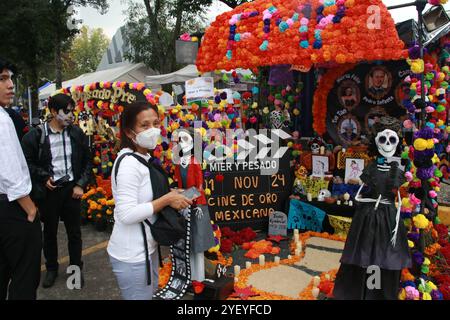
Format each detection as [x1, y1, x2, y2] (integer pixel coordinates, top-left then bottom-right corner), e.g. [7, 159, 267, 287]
[173, 128, 215, 283]
[333, 117, 410, 300]
[317, 189, 331, 202]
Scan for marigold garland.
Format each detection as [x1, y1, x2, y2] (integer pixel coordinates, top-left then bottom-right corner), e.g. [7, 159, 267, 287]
[231, 231, 345, 300]
[312, 64, 356, 135]
[196, 0, 406, 72]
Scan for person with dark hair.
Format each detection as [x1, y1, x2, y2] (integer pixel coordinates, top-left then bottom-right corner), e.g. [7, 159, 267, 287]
[22, 93, 92, 289]
[0, 58, 42, 300]
[108, 102, 192, 300]
[368, 67, 387, 98]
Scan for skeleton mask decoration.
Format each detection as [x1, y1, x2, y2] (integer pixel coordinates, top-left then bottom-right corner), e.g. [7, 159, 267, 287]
[375, 129, 399, 158]
[317, 189, 331, 202]
[310, 143, 320, 154]
[178, 131, 193, 154]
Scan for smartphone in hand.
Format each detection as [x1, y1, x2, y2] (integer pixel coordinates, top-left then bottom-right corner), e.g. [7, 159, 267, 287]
[53, 174, 71, 187]
[181, 187, 201, 200]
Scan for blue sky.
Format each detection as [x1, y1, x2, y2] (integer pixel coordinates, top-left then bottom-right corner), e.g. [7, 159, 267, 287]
[78, 0, 450, 39]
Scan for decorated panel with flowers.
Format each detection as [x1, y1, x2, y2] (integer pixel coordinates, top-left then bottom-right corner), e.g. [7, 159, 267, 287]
[196, 0, 407, 72]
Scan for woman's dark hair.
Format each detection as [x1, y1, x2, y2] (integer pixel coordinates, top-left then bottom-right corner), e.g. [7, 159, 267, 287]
[120, 102, 159, 151]
[0, 57, 17, 74]
[48, 94, 75, 112]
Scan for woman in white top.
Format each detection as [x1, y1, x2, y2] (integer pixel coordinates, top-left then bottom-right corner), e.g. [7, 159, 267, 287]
[108, 102, 192, 300]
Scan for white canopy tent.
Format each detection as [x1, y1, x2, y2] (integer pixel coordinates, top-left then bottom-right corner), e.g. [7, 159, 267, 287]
[144, 64, 254, 91]
[39, 63, 155, 100]
[144, 64, 202, 88]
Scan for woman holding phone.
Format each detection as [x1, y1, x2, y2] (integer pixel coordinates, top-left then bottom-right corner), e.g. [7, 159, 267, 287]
[108, 102, 192, 300]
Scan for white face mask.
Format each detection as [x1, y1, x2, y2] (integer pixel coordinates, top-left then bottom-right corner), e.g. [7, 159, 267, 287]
[133, 127, 161, 150]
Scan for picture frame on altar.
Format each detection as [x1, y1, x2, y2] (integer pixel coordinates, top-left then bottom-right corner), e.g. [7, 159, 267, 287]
[344, 158, 365, 183]
[312, 156, 329, 177]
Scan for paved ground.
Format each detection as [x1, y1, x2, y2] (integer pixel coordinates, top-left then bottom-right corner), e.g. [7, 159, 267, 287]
[37, 223, 121, 300]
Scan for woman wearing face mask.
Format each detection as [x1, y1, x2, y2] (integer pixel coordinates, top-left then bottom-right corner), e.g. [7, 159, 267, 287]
[108, 102, 192, 300]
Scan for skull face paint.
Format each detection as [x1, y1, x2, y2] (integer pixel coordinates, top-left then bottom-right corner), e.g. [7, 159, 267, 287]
[375, 129, 399, 158]
[56, 108, 74, 127]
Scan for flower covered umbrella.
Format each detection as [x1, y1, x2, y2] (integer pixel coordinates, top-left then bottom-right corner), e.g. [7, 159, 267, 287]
[196, 0, 407, 72]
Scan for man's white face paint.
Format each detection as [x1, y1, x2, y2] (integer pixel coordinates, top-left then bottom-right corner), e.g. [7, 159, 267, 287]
[56, 108, 74, 127]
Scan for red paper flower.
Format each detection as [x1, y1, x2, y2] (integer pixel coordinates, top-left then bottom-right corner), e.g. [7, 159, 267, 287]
[215, 174, 224, 183]
[192, 281, 205, 294]
[266, 235, 286, 243]
[220, 238, 233, 253]
[230, 286, 259, 300]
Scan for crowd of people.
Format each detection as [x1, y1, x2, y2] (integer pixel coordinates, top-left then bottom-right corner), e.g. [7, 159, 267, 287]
[0, 57, 196, 300]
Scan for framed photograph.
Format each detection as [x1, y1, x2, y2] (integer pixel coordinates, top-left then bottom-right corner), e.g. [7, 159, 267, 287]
[345, 158, 365, 183]
[312, 156, 329, 177]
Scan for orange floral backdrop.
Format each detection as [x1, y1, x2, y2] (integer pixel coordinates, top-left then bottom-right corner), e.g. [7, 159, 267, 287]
[196, 0, 407, 72]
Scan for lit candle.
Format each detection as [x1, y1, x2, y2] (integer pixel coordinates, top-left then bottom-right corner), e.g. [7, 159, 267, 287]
[288, 255, 292, 259]
[234, 277, 238, 282]
[337, 200, 341, 205]
[320, 146, 325, 155]
[294, 229, 299, 236]
[349, 200, 353, 207]
[342, 148, 346, 154]
[274, 256, 280, 265]
[259, 255, 265, 266]
[295, 249, 300, 256]
[312, 287, 320, 298]
[234, 265, 240, 276]
[313, 276, 321, 287]
[307, 193, 313, 202]
[294, 233, 299, 242]
[246, 261, 252, 269]
[297, 241, 302, 252]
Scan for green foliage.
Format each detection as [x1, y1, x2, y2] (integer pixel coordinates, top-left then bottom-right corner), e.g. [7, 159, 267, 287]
[123, 0, 210, 74]
[65, 26, 110, 79]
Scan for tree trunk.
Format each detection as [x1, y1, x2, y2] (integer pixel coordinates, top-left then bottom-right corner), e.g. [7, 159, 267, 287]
[30, 67, 40, 124]
[143, 0, 166, 73]
[55, 31, 63, 89]
[170, 0, 184, 72]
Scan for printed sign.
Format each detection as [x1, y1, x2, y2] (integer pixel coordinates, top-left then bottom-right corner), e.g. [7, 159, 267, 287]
[205, 152, 293, 230]
[185, 77, 214, 103]
[326, 61, 410, 147]
[268, 211, 288, 236]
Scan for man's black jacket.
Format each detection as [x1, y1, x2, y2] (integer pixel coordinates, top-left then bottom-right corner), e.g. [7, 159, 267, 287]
[21, 123, 93, 194]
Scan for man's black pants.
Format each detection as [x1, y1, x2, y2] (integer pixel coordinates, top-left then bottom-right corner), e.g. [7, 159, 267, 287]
[40, 182, 82, 272]
[0, 200, 42, 300]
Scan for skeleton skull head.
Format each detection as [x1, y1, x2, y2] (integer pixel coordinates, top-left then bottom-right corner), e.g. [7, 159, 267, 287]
[317, 189, 331, 202]
[311, 143, 320, 154]
[375, 129, 399, 158]
[178, 131, 193, 154]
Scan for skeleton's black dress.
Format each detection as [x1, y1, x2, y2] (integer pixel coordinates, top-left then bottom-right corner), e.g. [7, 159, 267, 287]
[333, 161, 411, 300]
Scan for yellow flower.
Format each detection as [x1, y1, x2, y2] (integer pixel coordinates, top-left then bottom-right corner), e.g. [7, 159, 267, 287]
[398, 288, 406, 300]
[106, 200, 115, 206]
[106, 209, 113, 215]
[408, 240, 414, 248]
[204, 188, 211, 196]
[423, 258, 430, 266]
[422, 292, 432, 300]
[413, 214, 429, 229]
[426, 281, 437, 291]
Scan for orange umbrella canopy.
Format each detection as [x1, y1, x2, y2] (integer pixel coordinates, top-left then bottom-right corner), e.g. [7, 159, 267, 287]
[196, 0, 407, 72]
